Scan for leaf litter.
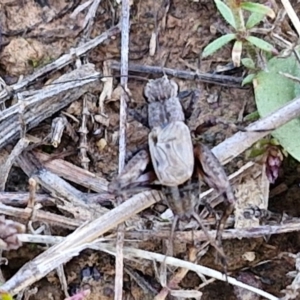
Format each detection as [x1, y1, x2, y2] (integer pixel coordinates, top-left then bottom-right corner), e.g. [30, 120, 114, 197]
[0, 0, 300, 299]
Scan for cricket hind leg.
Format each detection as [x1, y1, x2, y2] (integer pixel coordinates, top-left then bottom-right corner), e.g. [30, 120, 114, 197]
[108, 149, 152, 192]
[166, 215, 179, 257]
[161, 185, 181, 257]
[215, 187, 235, 250]
[158, 215, 179, 292]
[194, 143, 236, 268]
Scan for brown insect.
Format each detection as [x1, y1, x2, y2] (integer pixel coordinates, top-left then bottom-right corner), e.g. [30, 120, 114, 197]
[109, 76, 235, 261]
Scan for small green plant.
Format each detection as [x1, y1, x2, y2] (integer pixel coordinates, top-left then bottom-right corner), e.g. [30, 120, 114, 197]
[254, 48, 300, 162]
[202, 0, 278, 67]
[246, 138, 286, 183]
[0, 291, 13, 300]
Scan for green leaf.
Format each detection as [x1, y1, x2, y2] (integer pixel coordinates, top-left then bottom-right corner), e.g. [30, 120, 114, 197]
[246, 147, 266, 158]
[246, 36, 278, 54]
[254, 50, 300, 161]
[241, 2, 275, 18]
[269, 138, 281, 146]
[242, 73, 256, 86]
[244, 111, 260, 121]
[246, 12, 265, 29]
[202, 33, 236, 58]
[214, 0, 236, 29]
[241, 57, 256, 69]
[0, 292, 13, 300]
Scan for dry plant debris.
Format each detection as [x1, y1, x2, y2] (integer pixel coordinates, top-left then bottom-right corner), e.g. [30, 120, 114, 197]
[0, 216, 25, 251]
[0, 0, 300, 299]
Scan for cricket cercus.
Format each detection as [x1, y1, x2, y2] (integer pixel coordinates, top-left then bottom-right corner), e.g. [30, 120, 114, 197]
[109, 76, 235, 259]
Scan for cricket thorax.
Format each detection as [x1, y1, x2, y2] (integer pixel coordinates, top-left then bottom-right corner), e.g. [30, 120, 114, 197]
[147, 80, 185, 129]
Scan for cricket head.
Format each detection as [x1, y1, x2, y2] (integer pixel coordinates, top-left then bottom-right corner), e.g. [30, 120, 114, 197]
[144, 75, 178, 103]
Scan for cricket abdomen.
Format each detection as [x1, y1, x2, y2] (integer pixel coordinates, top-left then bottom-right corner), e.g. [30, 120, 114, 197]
[163, 180, 200, 220]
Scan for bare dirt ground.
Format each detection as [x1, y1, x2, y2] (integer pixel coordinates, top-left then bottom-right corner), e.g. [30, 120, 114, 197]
[1, 0, 300, 299]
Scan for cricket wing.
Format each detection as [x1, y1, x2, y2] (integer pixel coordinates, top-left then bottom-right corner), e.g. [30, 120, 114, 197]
[149, 121, 194, 186]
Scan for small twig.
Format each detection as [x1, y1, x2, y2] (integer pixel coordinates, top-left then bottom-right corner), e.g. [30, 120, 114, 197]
[17, 93, 26, 139]
[280, 0, 300, 37]
[50, 115, 68, 148]
[0, 64, 100, 149]
[0, 192, 55, 207]
[27, 178, 37, 209]
[0, 202, 82, 229]
[115, 0, 130, 299]
[118, 7, 130, 174]
[17, 151, 89, 205]
[124, 217, 300, 243]
[34, 151, 110, 193]
[110, 60, 243, 87]
[0, 138, 30, 191]
[82, 0, 102, 31]
[15, 217, 300, 246]
[1, 66, 99, 123]
[0, 190, 163, 296]
[78, 96, 91, 170]
[212, 94, 300, 165]
[0, 191, 112, 207]
[97, 244, 279, 300]
[0, 25, 120, 102]
[18, 234, 65, 244]
[125, 266, 158, 296]
[154, 246, 200, 300]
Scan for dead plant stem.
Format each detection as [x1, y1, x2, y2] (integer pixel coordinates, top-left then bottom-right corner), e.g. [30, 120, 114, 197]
[115, 1, 130, 298]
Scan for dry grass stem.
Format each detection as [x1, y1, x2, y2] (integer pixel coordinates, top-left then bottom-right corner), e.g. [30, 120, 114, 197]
[15, 217, 300, 248]
[213, 94, 300, 165]
[115, 1, 130, 298]
[0, 25, 120, 101]
[0, 138, 30, 191]
[125, 218, 300, 243]
[110, 61, 243, 87]
[0, 64, 100, 149]
[280, 0, 300, 36]
[96, 244, 279, 300]
[34, 152, 110, 193]
[0, 190, 163, 295]
[2, 93, 300, 295]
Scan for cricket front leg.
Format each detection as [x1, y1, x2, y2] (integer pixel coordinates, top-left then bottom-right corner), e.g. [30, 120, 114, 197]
[108, 150, 153, 193]
[177, 89, 201, 120]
